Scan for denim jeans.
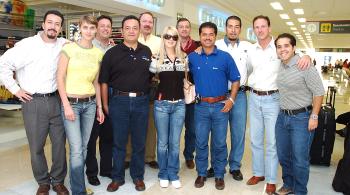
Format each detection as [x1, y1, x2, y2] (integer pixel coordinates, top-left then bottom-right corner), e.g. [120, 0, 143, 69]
[109, 95, 149, 182]
[248, 92, 279, 183]
[183, 103, 196, 160]
[228, 90, 247, 171]
[154, 100, 185, 181]
[276, 111, 315, 195]
[195, 102, 228, 178]
[62, 99, 96, 195]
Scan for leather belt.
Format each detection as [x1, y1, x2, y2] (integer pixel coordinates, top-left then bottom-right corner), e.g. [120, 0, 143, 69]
[281, 105, 312, 116]
[113, 90, 144, 97]
[201, 95, 226, 104]
[250, 88, 279, 96]
[32, 91, 57, 98]
[68, 95, 96, 103]
[229, 86, 248, 93]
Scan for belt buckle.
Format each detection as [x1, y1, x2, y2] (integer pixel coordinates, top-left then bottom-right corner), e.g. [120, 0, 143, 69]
[129, 92, 137, 97]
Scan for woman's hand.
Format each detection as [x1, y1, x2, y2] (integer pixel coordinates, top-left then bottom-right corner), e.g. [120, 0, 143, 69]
[64, 104, 75, 121]
[97, 107, 105, 124]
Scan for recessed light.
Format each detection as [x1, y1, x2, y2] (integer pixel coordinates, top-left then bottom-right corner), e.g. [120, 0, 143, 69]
[290, 27, 297, 30]
[298, 18, 306, 22]
[293, 31, 300, 34]
[294, 9, 304, 15]
[270, 2, 284, 10]
[301, 24, 306, 28]
[286, 22, 294, 26]
[290, 0, 301, 2]
[279, 14, 290, 19]
[304, 33, 310, 36]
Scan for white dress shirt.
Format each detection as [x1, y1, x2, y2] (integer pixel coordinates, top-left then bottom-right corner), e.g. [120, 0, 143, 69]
[247, 37, 281, 91]
[0, 32, 66, 94]
[216, 37, 251, 88]
[138, 33, 161, 55]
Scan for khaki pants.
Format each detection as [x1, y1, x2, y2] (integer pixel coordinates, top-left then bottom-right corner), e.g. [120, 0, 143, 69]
[126, 103, 157, 162]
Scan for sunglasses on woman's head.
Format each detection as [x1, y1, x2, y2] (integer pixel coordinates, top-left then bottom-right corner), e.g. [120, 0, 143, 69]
[163, 34, 178, 41]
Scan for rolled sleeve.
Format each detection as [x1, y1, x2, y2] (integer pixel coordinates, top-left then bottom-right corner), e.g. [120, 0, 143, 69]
[305, 66, 325, 96]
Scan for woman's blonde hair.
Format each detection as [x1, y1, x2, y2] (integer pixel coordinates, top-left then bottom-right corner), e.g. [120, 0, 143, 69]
[157, 26, 186, 68]
[79, 15, 98, 28]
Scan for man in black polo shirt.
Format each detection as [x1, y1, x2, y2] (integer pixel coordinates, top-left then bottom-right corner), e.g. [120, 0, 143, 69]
[99, 15, 152, 192]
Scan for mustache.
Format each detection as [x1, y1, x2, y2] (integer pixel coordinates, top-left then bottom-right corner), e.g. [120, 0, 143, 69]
[48, 29, 57, 33]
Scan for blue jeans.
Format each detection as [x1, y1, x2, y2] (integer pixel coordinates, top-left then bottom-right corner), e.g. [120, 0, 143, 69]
[154, 100, 185, 181]
[62, 99, 96, 195]
[228, 90, 247, 171]
[109, 95, 149, 182]
[276, 111, 315, 195]
[248, 92, 280, 183]
[195, 102, 228, 178]
[183, 103, 196, 160]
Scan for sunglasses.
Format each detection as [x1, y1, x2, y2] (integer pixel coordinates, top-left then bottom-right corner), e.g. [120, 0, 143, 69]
[163, 34, 179, 41]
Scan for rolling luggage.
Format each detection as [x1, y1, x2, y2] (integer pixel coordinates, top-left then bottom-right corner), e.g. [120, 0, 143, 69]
[310, 86, 336, 166]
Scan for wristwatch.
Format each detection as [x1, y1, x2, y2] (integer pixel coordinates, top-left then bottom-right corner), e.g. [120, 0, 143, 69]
[310, 113, 318, 120]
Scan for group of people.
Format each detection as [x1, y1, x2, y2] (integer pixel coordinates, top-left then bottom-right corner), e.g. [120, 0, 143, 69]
[0, 9, 325, 195]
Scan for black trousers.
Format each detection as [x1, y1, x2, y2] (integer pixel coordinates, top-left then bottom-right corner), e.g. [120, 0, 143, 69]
[85, 116, 113, 177]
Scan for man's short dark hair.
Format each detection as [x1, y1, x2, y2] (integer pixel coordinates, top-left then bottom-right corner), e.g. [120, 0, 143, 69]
[139, 12, 154, 20]
[176, 18, 191, 28]
[253, 15, 271, 27]
[97, 15, 112, 25]
[44, 10, 64, 26]
[225, 15, 242, 28]
[199, 22, 217, 35]
[274, 33, 296, 47]
[122, 15, 140, 29]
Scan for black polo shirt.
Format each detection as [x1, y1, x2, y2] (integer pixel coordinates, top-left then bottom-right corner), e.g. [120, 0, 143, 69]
[99, 42, 152, 93]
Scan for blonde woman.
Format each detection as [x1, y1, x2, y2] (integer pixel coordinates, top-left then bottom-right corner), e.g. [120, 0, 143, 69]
[149, 26, 187, 188]
[57, 15, 104, 195]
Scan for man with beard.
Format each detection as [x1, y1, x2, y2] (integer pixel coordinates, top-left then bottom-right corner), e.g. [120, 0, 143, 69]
[0, 10, 69, 195]
[86, 15, 115, 186]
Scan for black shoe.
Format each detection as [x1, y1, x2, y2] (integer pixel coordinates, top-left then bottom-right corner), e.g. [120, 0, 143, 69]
[230, 169, 243, 181]
[206, 167, 214, 178]
[124, 161, 130, 169]
[87, 176, 100, 186]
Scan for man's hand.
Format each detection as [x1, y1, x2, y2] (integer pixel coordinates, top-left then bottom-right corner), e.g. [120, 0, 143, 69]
[15, 89, 32, 102]
[297, 55, 311, 70]
[109, 38, 116, 46]
[221, 99, 233, 113]
[103, 104, 109, 116]
[195, 46, 202, 54]
[308, 118, 318, 131]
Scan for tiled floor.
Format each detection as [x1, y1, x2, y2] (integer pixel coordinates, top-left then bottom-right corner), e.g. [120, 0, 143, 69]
[0, 71, 348, 195]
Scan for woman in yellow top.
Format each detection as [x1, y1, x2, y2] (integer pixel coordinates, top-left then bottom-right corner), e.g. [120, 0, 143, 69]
[57, 15, 104, 195]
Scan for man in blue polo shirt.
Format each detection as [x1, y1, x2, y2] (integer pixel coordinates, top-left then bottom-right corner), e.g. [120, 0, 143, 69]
[189, 22, 240, 190]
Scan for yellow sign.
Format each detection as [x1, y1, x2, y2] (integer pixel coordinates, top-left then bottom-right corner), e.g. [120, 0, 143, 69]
[320, 23, 332, 33]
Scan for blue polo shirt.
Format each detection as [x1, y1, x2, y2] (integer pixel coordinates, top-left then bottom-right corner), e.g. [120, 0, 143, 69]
[188, 47, 240, 97]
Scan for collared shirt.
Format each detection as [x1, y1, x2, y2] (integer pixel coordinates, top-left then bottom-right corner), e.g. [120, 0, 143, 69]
[277, 55, 325, 110]
[92, 38, 113, 53]
[216, 36, 251, 88]
[181, 37, 199, 55]
[138, 33, 161, 55]
[0, 31, 66, 94]
[188, 46, 240, 97]
[99, 42, 152, 93]
[247, 37, 281, 91]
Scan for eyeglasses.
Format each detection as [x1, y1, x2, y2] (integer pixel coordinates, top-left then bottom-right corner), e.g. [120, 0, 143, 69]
[163, 34, 179, 41]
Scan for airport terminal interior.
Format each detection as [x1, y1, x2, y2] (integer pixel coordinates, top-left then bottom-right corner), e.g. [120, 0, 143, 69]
[0, 0, 349, 194]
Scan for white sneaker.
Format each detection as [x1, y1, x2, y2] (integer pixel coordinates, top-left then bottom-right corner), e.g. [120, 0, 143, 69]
[171, 180, 182, 189]
[159, 179, 169, 188]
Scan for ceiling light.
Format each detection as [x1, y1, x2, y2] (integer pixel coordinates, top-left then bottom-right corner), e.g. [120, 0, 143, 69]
[293, 31, 300, 34]
[286, 22, 294, 26]
[290, 0, 301, 2]
[296, 35, 302, 38]
[298, 18, 306, 22]
[280, 14, 290, 19]
[270, 2, 284, 10]
[304, 33, 310, 36]
[294, 9, 304, 15]
[301, 24, 306, 28]
[303, 29, 306, 32]
[290, 27, 297, 30]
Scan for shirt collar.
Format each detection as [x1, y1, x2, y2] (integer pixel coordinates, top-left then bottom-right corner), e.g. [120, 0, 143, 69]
[121, 42, 142, 52]
[284, 55, 300, 67]
[224, 35, 240, 47]
[255, 36, 275, 49]
[200, 46, 218, 56]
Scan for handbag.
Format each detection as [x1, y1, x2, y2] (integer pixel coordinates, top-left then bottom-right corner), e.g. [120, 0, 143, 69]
[183, 68, 196, 104]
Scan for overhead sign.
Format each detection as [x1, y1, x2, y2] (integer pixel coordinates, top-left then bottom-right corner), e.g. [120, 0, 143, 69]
[319, 21, 350, 34]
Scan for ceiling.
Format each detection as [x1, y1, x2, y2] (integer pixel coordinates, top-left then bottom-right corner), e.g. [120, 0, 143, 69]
[22, 0, 350, 49]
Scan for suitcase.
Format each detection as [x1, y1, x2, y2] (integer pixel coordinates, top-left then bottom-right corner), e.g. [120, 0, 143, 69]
[332, 126, 350, 194]
[310, 86, 336, 166]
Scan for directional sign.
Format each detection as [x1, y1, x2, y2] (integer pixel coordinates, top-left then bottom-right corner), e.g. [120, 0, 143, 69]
[319, 21, 350, 34]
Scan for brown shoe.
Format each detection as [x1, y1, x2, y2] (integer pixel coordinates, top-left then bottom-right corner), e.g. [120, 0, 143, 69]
[215, 178, 225, 190]
[107, 181, 125, 192]
[246, 176, 265, 185]
[265, 183, 276, 195]
[186, 160, 195, 169]
[194, 176, 206, 188]
[36, 184, 50, 195]
[277, 186, 293, 195]
[146, 161, 159, 169]
[52, 184, 69, 195]
[133, 179, 146, 191]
